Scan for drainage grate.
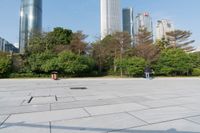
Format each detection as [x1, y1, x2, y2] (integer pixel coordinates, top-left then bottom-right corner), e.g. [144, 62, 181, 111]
[70, 87, 88, 90]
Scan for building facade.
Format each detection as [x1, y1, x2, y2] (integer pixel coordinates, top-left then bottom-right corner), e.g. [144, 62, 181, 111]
[100, 0, 121, 40]
[0, 37, 18, 53]
[122, 7, 135, 45]
[135, 12, 153, 35]
[156, 19, 174, 40]
[19, 0, 42, 53]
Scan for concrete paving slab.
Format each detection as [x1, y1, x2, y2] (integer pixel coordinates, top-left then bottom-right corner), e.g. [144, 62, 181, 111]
[51, 113, 147, 133]
[1, 78, 200, 133]
[5, 108, 89, 124]
[30, 96, 57, 104]
[186, 116, 200, 125]
[110, 119, 200, 133]
[57, 97, 75, 103]
[85, 103, 147, 116]
[0, 115, 8, 126]
[0, 122, 50, 133]
[0, 104, 50, 115]
[74, 95, 117, 101]
[50, 97, 130, 111]
[129, 106, 200, 124]
[181, 103, 200, 111]
[0, 99, 24, 107]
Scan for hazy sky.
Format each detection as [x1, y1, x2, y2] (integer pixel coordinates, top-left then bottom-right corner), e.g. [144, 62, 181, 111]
[0, 0, 199, 48]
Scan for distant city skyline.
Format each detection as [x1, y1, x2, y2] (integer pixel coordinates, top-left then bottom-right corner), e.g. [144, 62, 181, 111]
[0, 0, 200, 48]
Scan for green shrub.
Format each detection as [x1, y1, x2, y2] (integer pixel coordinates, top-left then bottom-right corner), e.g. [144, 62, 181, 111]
[192, 68, 200, 76]
[115, 57, 146, 77]
[0, 54, 11, 78]
[155, 49, 192, 76]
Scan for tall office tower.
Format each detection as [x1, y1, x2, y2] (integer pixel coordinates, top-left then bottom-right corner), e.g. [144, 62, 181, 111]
[19, 0, 42, 53]
[156, 19, 174, 40]
[135, 12, 153, 35]
[122, 7, 134, 45]
[100, 0, 121, 40]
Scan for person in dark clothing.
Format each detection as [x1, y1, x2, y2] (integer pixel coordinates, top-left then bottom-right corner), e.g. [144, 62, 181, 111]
[144, 66, 152, 79]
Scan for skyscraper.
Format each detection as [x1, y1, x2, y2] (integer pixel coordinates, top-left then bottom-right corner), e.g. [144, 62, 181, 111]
[135, 12, 153, 35]
[19, 0, 42, 53]
[0, 37, 19, 53]
[156, 19, 174, 40]
[122, 7, 134, 45]
[100, 0, 121, 40]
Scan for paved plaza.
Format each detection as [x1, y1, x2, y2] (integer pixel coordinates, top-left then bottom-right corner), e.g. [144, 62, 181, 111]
[0, 78, 200, 133]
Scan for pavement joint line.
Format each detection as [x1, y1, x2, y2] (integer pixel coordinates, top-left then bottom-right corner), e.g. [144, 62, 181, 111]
[0, 114, 11, 127]
[48, 112, 143, 123]
[20, 99, 26, 105]
[184, 118, 200, 125]
[125, 112, 150, 125]
[108, 117, 200, 133]
[0, 101, 190, 116]
[107, 123, 149, 133]
[49, 121, 52, 133]
[82, 107, 92, 117]
[133, 103, 192, 112]
[144, 115, 200, 126]
[50, 103, 52, 111]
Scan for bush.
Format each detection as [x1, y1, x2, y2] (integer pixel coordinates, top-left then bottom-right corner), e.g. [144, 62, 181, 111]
[0, 53, 11, 78]
[115, 57, 146, 77]
[155, 49, 192, 76]
[192, 68, 200, 76]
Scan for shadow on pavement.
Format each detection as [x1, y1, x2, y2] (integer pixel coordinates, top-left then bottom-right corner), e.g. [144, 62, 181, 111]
[1, 122, 200, 133]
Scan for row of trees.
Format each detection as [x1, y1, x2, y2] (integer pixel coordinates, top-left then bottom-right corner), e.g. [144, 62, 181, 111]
[0, 27, 200, 78]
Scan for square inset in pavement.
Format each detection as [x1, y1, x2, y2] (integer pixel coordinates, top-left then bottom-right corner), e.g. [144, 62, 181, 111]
[28, 95, 57, 104]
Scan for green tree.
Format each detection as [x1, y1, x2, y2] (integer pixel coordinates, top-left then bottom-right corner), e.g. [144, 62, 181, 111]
[115, 57, 146, 77]
[57, 51, 94, 76]
[0, 52, 11, 77]
[189, 52, 200, 76]
[155, 49, 192, 76]
[155, 38, 169, 50]
[47, 27, 73, 46]
[27, 27, 73, 54]
[69, 31, 88, 55]
[112, 32, 132, 76]
[27, 51, 56, 73]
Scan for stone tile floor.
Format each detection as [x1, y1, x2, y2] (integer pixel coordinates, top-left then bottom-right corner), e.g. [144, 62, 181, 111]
[0, 78, 200, 133]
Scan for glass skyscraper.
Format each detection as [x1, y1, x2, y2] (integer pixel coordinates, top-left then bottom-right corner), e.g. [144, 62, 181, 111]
[100, 0, 121, 40]
[19, 0, 42, 53]
[122, 8, 135, 45]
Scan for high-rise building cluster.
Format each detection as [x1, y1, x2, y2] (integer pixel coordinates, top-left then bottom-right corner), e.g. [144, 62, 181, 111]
[1, 0, 175, 54]
[0, 37, 18, 53]
[100, 0, 174, 45]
